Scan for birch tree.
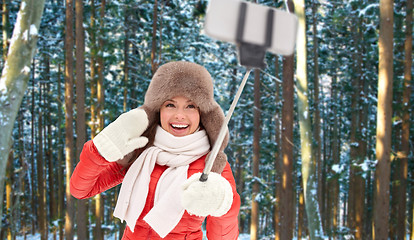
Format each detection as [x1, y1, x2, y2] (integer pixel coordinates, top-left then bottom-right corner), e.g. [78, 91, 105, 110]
[293, 0, 324, 238]
[0, 0, 45, 225]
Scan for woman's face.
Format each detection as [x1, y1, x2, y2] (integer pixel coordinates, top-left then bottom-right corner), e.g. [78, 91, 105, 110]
[160, 96, 200, 137]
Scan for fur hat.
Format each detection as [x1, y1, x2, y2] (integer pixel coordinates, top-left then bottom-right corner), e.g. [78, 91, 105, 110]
[140, 61, 229, 174]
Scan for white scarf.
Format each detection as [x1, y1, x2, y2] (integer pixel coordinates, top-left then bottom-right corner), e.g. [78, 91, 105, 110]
[113, 126, 210, 238]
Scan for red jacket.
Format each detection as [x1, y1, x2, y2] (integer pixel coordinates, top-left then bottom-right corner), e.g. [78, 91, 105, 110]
[70, 140, 240, 240]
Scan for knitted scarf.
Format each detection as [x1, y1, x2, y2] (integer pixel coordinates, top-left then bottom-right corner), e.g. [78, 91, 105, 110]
[113, 126, 210, 238]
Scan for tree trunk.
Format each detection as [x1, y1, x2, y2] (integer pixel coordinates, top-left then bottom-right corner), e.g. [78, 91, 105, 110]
[349, 12, 366, 239]
[2, 0, 9, 67]
[158, 1, 164, 65]
[298, 187, 305, 239]
[151, 0, 158, 74]
[6, 151, 13, 239]
[328, 70, 340, 238]
[57, 64, 65, 240]
[89, 0, 97, 137]
[250, 69, 261, 240]
[0, 0, 45, 224]
[30, 66, 36, 235]
[411, 190, 414, 240]
[44, 56, 58, 236]
[365, 168, 374, 240]
[294, 0, 324, 238]
[320, 92, 328, 233]
[236, 117, 246, 233]
[37, 104, 47, 240]
[89, 2, 100, 237]
[311, 1, 322, 225]
[412, 201, 414, 240]
[273, 57, 281, 240]
[123, 6, 130, 112]
[97, 0, 105, 138]
[280, 48, 295, 240]
[358, 69, 369, 240]
[373, 0, 394, 239]
[2, 1, 11, 235]
[94, 1, 106, 239]
[347, 43, 359, 240]
[75, 0, 88, 238]
[18, 109, 26, 239]
[94, 194, 104, 240]
[397, 0, 412, 238]
[234, 88, 246, 233]
[64, 0, 75, 239]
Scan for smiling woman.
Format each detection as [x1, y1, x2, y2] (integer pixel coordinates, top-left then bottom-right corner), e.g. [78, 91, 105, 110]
[70, 61, 241, 240]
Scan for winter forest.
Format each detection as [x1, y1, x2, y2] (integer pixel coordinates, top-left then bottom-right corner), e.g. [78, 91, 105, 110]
[0, 0, 412, 239]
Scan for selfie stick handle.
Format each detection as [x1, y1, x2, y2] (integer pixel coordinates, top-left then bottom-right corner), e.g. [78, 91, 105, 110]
[200, 68, 252, 182]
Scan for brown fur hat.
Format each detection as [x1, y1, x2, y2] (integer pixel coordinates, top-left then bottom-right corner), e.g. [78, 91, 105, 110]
[140, 61, 228, 174]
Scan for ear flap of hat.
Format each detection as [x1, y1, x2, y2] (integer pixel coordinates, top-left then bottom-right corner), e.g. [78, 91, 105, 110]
[201, 103, 229, 174]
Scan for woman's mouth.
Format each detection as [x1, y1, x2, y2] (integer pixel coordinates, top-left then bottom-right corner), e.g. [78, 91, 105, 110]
[171, 124, 189, 130]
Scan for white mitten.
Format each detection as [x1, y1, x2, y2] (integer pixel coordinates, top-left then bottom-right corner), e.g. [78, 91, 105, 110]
[93, 108, 149, 162]
[181, 172, 233, 217]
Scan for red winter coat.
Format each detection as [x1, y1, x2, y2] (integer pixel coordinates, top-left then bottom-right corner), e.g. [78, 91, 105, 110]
[70, 140, 241, 240]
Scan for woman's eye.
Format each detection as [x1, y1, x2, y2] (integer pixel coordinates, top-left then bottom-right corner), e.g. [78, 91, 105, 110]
[187, 104, 196, 109]
[165, 103, 175, 108]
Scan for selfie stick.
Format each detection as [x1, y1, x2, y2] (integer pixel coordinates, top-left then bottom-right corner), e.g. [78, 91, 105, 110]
[199, 0, 298, 182]
[199, 68, 252, 182]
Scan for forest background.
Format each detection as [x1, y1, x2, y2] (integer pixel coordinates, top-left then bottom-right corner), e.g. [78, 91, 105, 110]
[0, 0, 412, 240]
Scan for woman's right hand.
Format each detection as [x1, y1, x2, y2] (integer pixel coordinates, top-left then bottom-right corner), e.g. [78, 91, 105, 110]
[93, 108, 149, 162]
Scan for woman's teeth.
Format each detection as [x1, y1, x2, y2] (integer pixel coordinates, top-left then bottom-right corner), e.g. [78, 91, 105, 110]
[171, 124, 188, 129]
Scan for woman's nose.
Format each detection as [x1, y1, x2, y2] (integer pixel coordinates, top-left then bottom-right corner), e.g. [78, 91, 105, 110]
[174, 108, 186, 120]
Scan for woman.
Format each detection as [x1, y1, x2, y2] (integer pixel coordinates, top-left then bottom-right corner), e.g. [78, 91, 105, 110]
[70, 61, 240, 239]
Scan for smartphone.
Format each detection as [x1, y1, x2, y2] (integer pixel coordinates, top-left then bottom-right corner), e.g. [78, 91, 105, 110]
[204, 0, 298, 56]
